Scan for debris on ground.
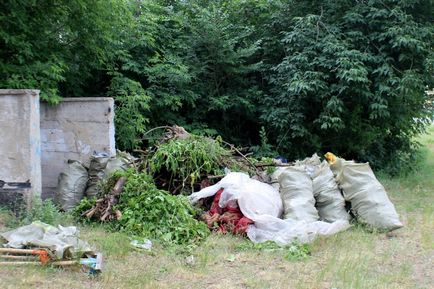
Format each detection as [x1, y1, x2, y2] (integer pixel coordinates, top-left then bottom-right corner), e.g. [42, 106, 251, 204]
[78, 169, 209, 245]
[130, 238, 152, 250]
[325, 153, 403, 231]
[82, 176, 126, 221]
[0, 221, 102, 273]
[85, 151, 136, 198]
[190, 172, 351, 245]
[66, 125, 402, 247]
[201, 188, 254, 235]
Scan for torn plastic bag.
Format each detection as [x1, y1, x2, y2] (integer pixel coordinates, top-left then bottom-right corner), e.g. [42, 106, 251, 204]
[190, 172, 283, 220]
[1, 221, 93, 259]
[329, 156, 403, 231]
[56, 160, 88, 211]
[295, 153, 322, 177]
[278, 167, 319, 222]
[312, 161, 350, 222]
[247, 216, 350, 245]
[190, 172, 349, 244]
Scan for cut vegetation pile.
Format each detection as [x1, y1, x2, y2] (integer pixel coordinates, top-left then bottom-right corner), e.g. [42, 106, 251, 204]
[74, 126, 266, 245]
[72, 125, 402, 247]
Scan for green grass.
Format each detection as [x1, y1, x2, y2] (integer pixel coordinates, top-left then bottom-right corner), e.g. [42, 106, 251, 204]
[1, 126, 433, 289]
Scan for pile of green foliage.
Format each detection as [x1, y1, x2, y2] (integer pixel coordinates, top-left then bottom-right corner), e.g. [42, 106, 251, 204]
[76, 169, 210, 246]
[116, 170, 209, 245]
[149, 136, 230, 192]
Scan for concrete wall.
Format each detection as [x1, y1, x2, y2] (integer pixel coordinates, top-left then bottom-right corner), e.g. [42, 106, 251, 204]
[40, 97, 115, 199]
[0, 89, 42, 196]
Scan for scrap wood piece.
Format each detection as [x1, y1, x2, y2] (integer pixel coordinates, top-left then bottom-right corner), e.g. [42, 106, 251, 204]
[82, 177, 126, 221]
[0, 248, 53, 264]
[141, 125, 191, 142]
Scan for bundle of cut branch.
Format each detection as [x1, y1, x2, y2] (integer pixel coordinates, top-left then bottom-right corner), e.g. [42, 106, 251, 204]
[82, 177, 126, 221]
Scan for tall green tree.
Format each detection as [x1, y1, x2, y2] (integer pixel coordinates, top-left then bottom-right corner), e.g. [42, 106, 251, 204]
[1, 0, 432, 173]
[0, 0, 132, 102]
[180, 2, 262, 142]
[261, 0, 434, 173]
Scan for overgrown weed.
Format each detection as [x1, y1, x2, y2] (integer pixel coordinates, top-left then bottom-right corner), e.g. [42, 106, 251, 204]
[236, 240, 311, 261]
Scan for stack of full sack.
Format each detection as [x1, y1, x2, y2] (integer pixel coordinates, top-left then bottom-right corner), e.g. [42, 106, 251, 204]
[273, 153, 402, 232]
[55, 151, 135, 212]
[325, 153, 403, 231]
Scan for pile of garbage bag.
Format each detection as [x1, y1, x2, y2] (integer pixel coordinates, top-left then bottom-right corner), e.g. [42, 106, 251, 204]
[190, 153, 402, 245]
[56, 151, 136, 211]
[60, 126, 402, 246]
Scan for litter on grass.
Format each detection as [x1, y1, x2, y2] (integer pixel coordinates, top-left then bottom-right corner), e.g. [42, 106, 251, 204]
[65, 126, 402, 248]
[190, 171, 350, 245]
[1, 221, 93, 259]
[0, 221, 102, 273]
[325, 153, 403, 231]
[130, 238, 152, 250]
[190, 152, 402, 244]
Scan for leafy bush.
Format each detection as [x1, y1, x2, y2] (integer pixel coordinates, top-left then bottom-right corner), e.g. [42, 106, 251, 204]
[0, 0, 133, 102]
[21, 198, 70, 226]
[250, 127, 278, 158]
[2, 0, 433, 174]
[108, 74, 151, 150]
[150, 136, 229, 191]
[115, 170, 209, 245]
[236, 240, 311, 261]
[261, 1, 434, 172]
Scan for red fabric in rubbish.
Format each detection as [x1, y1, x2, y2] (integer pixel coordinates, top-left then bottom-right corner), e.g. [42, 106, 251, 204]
[204, 188, 253, 235]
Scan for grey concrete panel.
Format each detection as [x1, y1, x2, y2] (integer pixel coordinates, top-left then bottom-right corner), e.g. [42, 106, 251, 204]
[40, 97, 115, 199]
[0, 89, 42, 199]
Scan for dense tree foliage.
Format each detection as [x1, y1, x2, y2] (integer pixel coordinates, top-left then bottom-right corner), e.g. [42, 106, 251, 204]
[263, 0, 434, 173]
[1, 0, 433, 173]
[0, 0, 132, 102]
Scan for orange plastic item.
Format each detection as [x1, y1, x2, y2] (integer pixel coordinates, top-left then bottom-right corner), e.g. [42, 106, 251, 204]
[32, 249, 51, 264]
[324, 152, 337, 164]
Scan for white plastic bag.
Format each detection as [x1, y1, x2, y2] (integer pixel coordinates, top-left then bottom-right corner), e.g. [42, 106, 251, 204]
[189, 172, 283, 219]
[247, 217, 350, 245]
[190, 172, 349, 244]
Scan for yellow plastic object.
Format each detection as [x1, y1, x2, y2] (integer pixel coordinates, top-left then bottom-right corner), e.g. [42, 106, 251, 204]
[324, 152, 337, 164]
